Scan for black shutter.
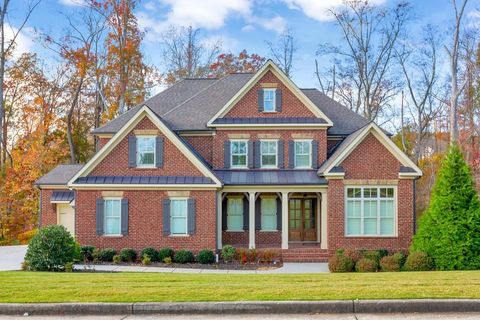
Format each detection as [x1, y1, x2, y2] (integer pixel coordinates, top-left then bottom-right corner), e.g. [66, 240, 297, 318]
[255, 198, 261, 231]
[222, 198, 228, 231]
[278, 140, 284, 169]
[248, 141, 254, 169]
[224, 140, 231, 169]
[288, 140, 295, 169]
[275, 89, 282, 112]
[311, 140, 318, 169]
[187, 198, 195, 235]
[128, 136, 136, 168]
[121, 199, 129, 235]
[243, 197, 249, 231]
[254, 140, 261, 168]
[156, 137, 164, 168]
[162, 199, 171, 236]
[276, 197, 282, 231]
[96, 199, 104, 235]
[257, 89, 264, 112]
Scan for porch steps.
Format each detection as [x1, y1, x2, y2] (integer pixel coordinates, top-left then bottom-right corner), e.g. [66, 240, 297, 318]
[282, 248, 330, 262]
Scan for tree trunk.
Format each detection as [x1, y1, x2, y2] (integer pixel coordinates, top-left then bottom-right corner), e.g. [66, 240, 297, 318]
[67, 78, 84, 164]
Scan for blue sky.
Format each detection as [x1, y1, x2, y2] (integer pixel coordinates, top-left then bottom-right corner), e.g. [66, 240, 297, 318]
[10, 0, 480, 90]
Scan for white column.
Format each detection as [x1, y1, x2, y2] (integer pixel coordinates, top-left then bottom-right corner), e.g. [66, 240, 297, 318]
[248, 192, 256, 249]
[281, 192, 289, 249]
[216, 192, 223, 249]
[321, 191, 328, 250]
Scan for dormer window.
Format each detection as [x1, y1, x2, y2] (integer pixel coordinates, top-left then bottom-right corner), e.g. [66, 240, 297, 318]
[263, 88, 276, 112]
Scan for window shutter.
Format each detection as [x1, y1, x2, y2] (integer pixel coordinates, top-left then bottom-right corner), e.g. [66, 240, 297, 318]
[121, 199, 129, 235]
[276, 197, 282, 231]
[243, 198, 249, 231]
[156, 137, 164, 168]
[162, 199, 171, 236]
[248, 141, 254, 169]
[254, 141, 261, 168]
[224, 140, 231, 169]
[187, 198, 196, 235]
[311, 140, 318, 169]
[257, 89, 264, 112]
[96, 198, 104, 235]
[275, 89, 282, 112]
[288, 140, 295, 169]
[128, 136, 136, 168]
[255, 198, 261, 230]
[278, 140, 284, 168]
[222, 198, 228, 231]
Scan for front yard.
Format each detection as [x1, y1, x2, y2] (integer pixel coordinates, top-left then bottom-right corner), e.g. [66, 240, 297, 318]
[1, 270, 480, 302]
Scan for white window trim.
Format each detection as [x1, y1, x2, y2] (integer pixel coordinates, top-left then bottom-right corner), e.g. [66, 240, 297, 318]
[263, 88, 276, 112]
[344, 186, 398, 238]
[136, 135, 156, 168]
[260, 139, 278, 168]
[294, 139, 312, 169]
[103, 197, 122, 236]
[230, 139, 249, 169]
[170, 197, 188, 236]
[226, 195, 244, 232]
[260, 195, 277, 231]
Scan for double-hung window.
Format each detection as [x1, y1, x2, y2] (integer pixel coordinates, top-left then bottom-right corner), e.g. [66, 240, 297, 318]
[263, 88, 276, 112]
[261, 140, 277, 168]
[345, 187, 396, 236]
[261, 197, 277, 231]
[104, 198, 121, 235]
[230, 140, 248, 168]
[170, 199, 188, 235]
[227, 196, 244, 231]
[294, 140, 311, 168]
[136, 136, 155, 167]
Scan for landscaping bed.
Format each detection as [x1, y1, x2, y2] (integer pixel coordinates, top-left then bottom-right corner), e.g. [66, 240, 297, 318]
[78, 260, 282, 270]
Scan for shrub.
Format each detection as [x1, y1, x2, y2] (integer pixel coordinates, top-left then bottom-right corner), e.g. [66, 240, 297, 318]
[98, 248, 116, 262]
[158, 248, 175, 262]
[355, 258, 378, 272]
[378, 249, 390, 259]
[362, 250, 382, 265]
[142, 256, 151, 265]
[259, 249, 280, 263]
[404, 252, 434, 271]
[140, 247, 158, 262]
[113, 255, 121, 264]
[64, 262, 74, 273]
[24, 225, 76, 271]
[80, 246, 96, 262]
[119, 248, 137, 262]
[236, 248, 248, 264]
[174, 249, 194, 264]
[163, 256, 172, 264]
[328, 254, 354, 272]
[343, 249, 362, 263]
[221, 245, 236, 263]
[197, 249, 215, 264]
[380, 253, 404, 272]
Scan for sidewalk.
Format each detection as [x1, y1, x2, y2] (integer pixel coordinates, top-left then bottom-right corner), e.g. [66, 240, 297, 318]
[73, 262, 330, 274]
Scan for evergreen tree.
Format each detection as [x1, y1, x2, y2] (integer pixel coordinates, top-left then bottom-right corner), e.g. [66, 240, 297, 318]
[411, 144, 480, 270]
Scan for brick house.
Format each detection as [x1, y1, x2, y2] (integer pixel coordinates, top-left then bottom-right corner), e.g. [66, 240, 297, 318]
[35, 60, 422, 261]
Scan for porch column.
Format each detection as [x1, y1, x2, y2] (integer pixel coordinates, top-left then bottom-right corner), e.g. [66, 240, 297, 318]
[248, 192, 256, 249]
[216, 191, 223, 249]
[320, 191, 328, 250]
[281, 192, 289, 249]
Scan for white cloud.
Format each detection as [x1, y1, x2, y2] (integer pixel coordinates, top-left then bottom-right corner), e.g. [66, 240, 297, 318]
[253, 16, 287, 34]
[282, 0, 385, 22]
[5, 26, 33, 58]
[58, 0, 85, 6]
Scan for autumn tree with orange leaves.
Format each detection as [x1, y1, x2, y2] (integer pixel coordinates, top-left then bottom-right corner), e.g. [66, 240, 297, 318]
[209, 50, 265, 78]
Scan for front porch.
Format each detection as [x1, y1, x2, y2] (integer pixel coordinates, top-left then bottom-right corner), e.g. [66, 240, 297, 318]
[216, 187, 328, 251]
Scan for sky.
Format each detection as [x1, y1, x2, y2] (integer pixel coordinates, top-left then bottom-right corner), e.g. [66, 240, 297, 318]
[9, 0, 480, 91]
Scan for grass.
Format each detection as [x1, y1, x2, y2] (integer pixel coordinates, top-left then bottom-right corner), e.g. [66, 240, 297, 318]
[1, 271, 480, 303]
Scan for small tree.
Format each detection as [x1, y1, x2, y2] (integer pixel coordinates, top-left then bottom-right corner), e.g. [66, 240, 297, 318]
[411, 145, 480, 270]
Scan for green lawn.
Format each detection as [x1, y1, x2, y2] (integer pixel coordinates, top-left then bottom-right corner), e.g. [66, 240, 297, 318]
[1, 271, 480, 302]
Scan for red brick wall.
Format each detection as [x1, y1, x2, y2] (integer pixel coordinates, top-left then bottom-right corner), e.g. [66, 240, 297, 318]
[90, 117, 203, 177]
[225, 70, 317, 118]
[97, 137, 111, 150]
[75, 190, 216, 251]
[212, 129, 327, 169]
[222, 231, 248, 246]
[40, 189, 58, 227]
[182, 135, 213, 164]
[221, 231, 281, 248]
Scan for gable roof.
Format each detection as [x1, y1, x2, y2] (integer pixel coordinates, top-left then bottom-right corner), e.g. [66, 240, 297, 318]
[34, 164, 84, 186]
[207, 60, 333, 127]
[70, 105, 222, 188]
[318, 122, 422, 178]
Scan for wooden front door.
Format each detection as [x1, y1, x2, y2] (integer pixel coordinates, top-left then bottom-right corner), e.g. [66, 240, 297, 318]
[288, 198, 316, 242]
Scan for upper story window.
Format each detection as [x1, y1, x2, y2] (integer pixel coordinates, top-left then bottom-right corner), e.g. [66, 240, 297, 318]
[345, 187, 396, 236]
[230, 140, 248, 168]
[227, 196, 244, 231]
[104, 198, 121, 235]
[263, 88, 276, 112]
[170, 198, 188, 235]
[136, 136, 156, 167]
[261, 140, 278, 168]
[294, 140, 312, 168]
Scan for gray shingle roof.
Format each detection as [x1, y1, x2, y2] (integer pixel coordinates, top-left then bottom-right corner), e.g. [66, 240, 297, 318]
[34, 164, 84, 186]
[51, 190, 74, 202]
[214, 169, 328, 185]
[73, 176, 214, 185]
[399, 166, 416, 173]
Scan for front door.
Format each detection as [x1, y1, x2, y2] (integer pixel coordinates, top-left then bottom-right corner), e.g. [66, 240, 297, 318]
[288, 198, 316, 241]
[57, 204, 75, 236]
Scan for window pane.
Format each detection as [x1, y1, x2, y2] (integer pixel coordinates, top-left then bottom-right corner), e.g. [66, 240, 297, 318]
[346, 200, 361, 217]
[171, 200, 187, 217]
[172, 217, 186, 234]
[231, 141, 247, 167]
[364, 218, 377, 235]
[363, 200, 377, 217]
[106, 217, 120, 235]
[137, 137, 155, 166]
[105, 199, 121, 235]
[171, 200, 187, 234]
[232, 155, 247, 166]
[347, 218, 361, 235]
[295, 154, 310, 167]
[263, 90, 275, 111]
[227, 198, 243, 231]
[262, 215, 276, 230]
[380, 200, 394, 217]
[262, 155, 276, 166]
[380, 218, 394, 235]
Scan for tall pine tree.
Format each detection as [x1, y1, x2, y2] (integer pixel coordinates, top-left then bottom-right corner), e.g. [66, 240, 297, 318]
[411, 144, 480, 270]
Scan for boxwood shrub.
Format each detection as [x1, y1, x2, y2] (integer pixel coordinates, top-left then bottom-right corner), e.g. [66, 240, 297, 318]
[98, 248, 116, 262]
[80, 246, 95, 262]
[221, 245, 236, 263]
[355, 258, 378, 272]
[174, 249, 194, 264]
[119, 248, 137, 262]
[140, 247, 158, 262]
[404, 252, 434, 271]
[328, 254, 354, 272]
[158, 248, 175, 262]
[197, 249, 215, 264]
[380, 253, 404, 272]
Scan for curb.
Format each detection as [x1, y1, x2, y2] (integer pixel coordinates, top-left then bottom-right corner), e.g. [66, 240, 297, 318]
[1, 300, 480, 316]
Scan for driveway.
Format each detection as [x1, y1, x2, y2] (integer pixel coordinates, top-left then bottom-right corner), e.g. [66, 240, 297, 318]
[0, 245, 27, 271]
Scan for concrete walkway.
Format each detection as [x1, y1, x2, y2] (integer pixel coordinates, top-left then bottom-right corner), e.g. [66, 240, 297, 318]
[74, 262, 329, 274]
[0, 245, 27, 271]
